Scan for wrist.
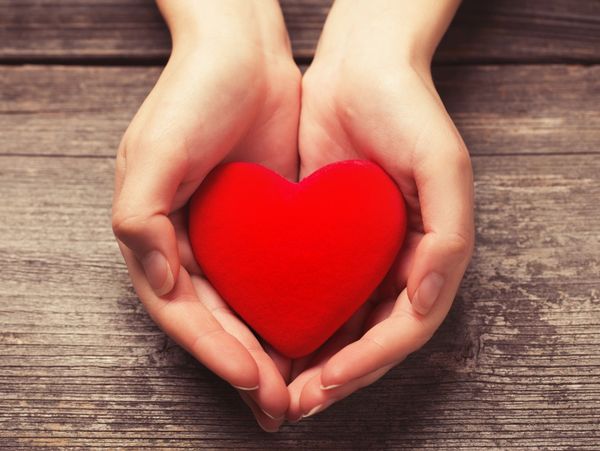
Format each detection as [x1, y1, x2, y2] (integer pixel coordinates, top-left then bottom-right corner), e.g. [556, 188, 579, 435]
[313, 0, 460, 75]
[157, 0, 293, 62]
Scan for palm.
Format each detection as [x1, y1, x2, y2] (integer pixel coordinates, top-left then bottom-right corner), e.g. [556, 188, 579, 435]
[115, 50, 302, 430]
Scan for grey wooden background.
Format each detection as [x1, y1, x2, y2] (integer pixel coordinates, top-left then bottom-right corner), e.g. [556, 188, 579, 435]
[0, 0, 599, 449]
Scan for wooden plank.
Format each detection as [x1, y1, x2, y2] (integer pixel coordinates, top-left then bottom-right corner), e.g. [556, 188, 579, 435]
[0, 0, 599, 63]
[438, 0, 600, 63]
[1, 64, 598, 158]
[434, 64, 600, 155]
[0, 153, 599, 448]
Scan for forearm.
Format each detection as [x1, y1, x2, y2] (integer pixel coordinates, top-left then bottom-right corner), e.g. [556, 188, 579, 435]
[156, 0, 292, 58]
[315, 0, 461, 71]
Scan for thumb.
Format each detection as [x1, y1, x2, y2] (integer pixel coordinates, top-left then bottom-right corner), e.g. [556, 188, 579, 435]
[112, 143, 188, 297]
[407, 141, 475, 316]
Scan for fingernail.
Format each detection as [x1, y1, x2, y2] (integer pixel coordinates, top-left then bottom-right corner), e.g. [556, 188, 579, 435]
[260, 407, 283, 420]
[320, 383, 342, 390]
[232, 384, 260, 391]
[302, 404, 324, 419]
[300, 398, 339, 419]
[256, 416, 280, 433]
[413, 272, 445, 315]
[141, 251, 174, 296]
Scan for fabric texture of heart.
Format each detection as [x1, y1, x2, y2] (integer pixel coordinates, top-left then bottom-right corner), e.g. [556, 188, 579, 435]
[188, 160, 406, 358]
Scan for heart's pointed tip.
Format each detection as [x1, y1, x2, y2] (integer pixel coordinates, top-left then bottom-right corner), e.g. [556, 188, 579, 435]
[265, 341, 320, 360]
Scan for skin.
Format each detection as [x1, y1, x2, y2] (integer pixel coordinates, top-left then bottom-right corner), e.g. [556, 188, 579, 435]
[286, 0, 474, 421]
[112, 0, 300, 431]
[112, 0, 474, 432]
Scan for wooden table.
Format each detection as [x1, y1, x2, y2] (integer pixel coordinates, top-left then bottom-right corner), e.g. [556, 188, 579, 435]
[1, 1, 599, 449]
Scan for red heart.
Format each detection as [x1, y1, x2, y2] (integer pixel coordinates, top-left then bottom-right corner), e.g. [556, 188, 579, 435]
[188, 160, 406, 358]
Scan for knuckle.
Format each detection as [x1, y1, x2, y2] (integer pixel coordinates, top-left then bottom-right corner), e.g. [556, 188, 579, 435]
[393, 309, 435, 351]
[362, 335, 387, 354]
[111, 211, 149, 240]
[189, 327, 227, 354]
[452, 145, 473, 174]
[445, 230, 475, 261]
[123, 123, 191, 165]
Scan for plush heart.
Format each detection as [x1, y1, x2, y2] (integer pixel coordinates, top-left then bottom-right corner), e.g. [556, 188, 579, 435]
[188, 160, 406, 358]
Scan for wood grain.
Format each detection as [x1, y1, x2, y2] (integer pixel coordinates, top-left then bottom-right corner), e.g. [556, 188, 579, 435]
[1, 0, 599, 63]
[0, 153, 598, 448]
[1, 1, 599, 447]
[1, 64, 598, 158]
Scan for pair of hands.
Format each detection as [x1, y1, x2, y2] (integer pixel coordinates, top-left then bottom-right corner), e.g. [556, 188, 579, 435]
[112, 0, 473, 432]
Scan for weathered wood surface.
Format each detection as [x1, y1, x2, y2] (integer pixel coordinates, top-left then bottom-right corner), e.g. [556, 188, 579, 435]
[1, 65, 599, 158]
[1, 0, 599, 63]
[1, 0, 600, 447]
[0, 152, 599, 448]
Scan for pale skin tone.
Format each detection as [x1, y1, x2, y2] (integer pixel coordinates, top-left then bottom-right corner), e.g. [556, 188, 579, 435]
[112, 0, 474, 432]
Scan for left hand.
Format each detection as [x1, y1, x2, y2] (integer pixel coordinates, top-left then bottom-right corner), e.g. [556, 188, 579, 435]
[286, 0, 474, 420]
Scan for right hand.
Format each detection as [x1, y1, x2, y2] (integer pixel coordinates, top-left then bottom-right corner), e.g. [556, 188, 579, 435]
[111, 0, 301, 432]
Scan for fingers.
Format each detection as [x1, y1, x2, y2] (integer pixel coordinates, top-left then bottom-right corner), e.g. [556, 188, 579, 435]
[407, 129, 474, 315]
[119, 244, 260, 390]
[318, 289, 445, 390]
[286, 302, 372, 421]
[298, 364, 394, 419]
[112, 141, 189, 297]
[291, 289, 451, 419]
[170, 208, 202, 275]
[247, 349, 289, 420]
[191, 276, 290, 421]
[239, 391, 284, 433]
[263, 342, 292, 384]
